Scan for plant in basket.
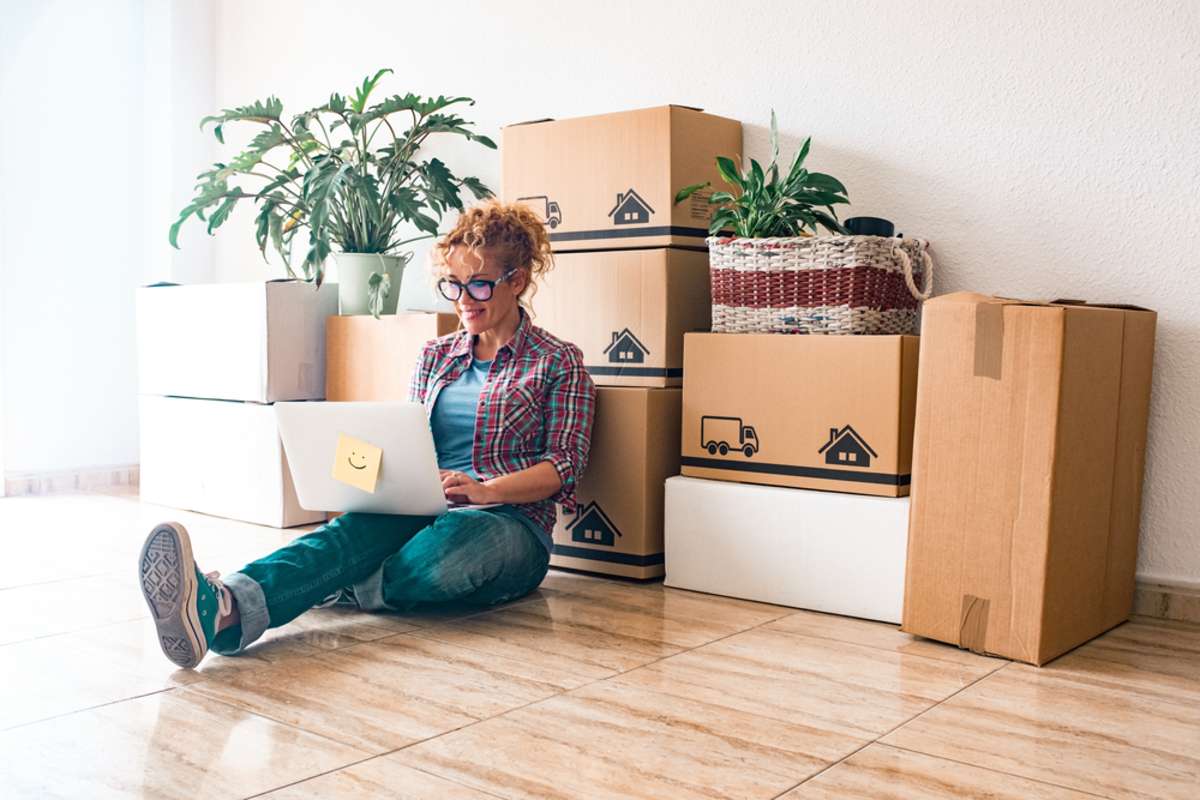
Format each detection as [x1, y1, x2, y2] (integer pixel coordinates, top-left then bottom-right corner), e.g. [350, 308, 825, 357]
[675, 111, 932, 335]
[675, 111, 850, 238]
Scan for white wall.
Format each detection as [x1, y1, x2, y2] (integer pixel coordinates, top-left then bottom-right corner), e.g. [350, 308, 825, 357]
[0, 1, 147, 475]
[0, 0, 215, 478]
[205, 0, 1200, 585]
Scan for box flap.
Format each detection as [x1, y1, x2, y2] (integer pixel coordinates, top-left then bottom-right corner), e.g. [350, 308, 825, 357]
[668, 103, 704, 111]
[1051, 298, 1156, 313]
[504, 117, 555, 128]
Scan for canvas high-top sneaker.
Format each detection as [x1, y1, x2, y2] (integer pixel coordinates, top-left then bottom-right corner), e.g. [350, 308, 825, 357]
[138, 522, 232, 668]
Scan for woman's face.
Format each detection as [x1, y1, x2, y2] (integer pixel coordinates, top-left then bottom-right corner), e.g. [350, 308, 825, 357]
[442, 246, 528, 336]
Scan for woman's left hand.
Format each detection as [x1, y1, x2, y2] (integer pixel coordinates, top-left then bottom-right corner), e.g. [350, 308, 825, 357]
[440, 470, 498, 505]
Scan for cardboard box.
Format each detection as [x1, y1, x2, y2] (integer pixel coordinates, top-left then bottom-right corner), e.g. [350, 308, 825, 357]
[326, 312, 459, 401]
[532, 248, 710, 387]
[902, 293, 1157, 665]
[137, 280, 338, 403]
[664, 476, 910, 623]
[551, 387, 681, 579]
[139, 396, 324, 528]
[503, 105, 742, 251]
[681, 333, 919, 496]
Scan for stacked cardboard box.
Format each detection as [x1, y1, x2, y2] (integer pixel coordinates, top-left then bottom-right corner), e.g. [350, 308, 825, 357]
[136, 281, 337, 528]
[666, 333, 919, 621]
[505, 105, 742, 578]
[325, 312, 459, 402]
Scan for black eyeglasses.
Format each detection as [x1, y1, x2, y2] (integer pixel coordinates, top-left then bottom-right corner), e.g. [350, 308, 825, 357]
[437, 269, 517, 302]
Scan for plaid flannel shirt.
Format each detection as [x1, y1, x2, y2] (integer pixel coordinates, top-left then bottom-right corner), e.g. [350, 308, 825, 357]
[408, 310, 597, 538]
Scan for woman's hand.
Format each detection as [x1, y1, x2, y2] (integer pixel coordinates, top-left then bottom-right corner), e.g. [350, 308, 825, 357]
[440, 470, 498, 505]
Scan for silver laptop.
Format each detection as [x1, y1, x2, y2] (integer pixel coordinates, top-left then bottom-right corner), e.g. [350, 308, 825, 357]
[276, 401, 477, 516]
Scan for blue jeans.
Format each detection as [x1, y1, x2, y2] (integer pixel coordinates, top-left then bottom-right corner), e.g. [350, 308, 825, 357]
[211, 509, 549, 655]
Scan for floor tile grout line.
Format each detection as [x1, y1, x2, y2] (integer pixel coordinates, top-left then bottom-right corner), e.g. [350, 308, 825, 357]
[0, 687, 178, 734]
[176, 684, 389, 752]
[0, 570, 119, 592]
[379, 604, 815, 768]
[0, 612, 151, 649]
[237, 753, 382, 800]
[880, 742, 1114, 800]
[755, 622, 1008, 671]
[236, 750, 511, 800]
[768, 660, 1011, 798]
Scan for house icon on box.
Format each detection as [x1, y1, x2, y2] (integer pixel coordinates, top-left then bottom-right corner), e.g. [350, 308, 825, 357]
[608, 188, 654, 225]
[818, 425, 877, 468]
[567, 501, 622, 547]
[603, 328, 649, 364]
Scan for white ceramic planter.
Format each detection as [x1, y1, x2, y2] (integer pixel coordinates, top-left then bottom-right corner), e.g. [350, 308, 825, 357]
[331, 252, 410, 315]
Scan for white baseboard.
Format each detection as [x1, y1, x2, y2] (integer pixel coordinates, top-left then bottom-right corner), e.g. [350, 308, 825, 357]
[4, 464, 140, 497]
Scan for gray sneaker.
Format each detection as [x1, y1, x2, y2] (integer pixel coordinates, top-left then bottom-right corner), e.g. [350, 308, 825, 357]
[314, 586, 358, 609]
[138, 522, 231, 668]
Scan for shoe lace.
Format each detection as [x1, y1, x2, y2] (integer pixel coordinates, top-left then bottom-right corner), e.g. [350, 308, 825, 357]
[204, 571, 233, 619]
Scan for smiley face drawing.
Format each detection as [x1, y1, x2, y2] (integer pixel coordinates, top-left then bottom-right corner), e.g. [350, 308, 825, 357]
[333, 434, 383, 493]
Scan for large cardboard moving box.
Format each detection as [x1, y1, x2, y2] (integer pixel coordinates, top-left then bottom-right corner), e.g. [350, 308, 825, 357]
[551, 387, 681, 580]
[503, 105, 742, 251]
[665, 476, 910, 623]
[533, 248, 710, 387]
[137, 280, 338, 403]
[902, 293, 1156, 665]
[139, 396, 323, 528]
[681, 333, 919, 497]
[326, 312, 459, 401]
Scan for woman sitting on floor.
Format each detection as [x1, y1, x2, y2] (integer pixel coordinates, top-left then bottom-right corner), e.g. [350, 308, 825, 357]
[138, 200, 596, 668]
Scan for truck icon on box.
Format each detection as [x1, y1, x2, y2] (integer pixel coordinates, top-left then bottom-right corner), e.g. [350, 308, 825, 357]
[516, 195, 562, 229]
[700, 415, 759, 458]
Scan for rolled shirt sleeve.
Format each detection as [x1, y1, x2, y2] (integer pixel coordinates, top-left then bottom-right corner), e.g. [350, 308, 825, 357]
[541, 346, 596, 510]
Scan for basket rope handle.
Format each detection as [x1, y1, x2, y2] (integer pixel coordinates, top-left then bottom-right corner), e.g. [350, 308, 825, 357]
[893, 239, 934, 301]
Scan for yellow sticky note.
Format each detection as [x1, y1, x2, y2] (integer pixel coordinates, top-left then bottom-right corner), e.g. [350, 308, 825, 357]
[332, 434, 383, 493]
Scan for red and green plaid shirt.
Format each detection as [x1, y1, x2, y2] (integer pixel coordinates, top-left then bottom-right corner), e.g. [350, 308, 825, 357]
[409, 310, 596, 539]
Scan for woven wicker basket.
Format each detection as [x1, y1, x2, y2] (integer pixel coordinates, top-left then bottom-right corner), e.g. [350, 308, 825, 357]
[707, 235, 934, 335]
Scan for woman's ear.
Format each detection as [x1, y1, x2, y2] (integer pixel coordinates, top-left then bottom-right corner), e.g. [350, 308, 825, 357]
[510, 267, 531, 297]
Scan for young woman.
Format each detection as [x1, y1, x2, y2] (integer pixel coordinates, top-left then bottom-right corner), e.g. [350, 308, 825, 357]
[138, 200, 596, 668]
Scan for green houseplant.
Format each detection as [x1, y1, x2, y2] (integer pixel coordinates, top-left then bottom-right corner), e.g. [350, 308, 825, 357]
[170, 68, 496, 316]
[674, 110, 849, 236]
[673, 111, 931, 336]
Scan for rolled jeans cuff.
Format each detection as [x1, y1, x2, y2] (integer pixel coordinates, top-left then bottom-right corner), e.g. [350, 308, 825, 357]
[210, 571, 270, 655]
[350, 564, 394, 612]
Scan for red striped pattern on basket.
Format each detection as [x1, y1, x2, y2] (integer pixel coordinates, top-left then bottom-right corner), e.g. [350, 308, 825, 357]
[710, 266, 922, 310]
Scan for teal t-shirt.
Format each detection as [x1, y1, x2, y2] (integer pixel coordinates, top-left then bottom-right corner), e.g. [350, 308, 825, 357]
[430, 358, 551, 553]
[431, 359, 490, 478]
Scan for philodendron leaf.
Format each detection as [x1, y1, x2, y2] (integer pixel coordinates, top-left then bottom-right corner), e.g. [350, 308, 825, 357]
[367, 271, 392, 319]
[199, 96, 284, 133]
[423, 157, 463, 211]
[461, 176, 494, 200]
[351, 68, 394, 114]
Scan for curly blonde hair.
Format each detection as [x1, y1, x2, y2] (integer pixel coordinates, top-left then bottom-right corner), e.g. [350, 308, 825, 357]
[432, 200, 554, 309]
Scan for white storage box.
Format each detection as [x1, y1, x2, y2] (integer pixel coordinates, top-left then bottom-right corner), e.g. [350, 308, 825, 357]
[664, 476, 909, 623]
[139, 396, 324, 528]
[136, 280, 337, 403]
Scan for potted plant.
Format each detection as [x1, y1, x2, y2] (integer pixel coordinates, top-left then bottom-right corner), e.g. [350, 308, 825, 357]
[676, 111, 931, 335]
[170, 68, 495, 317]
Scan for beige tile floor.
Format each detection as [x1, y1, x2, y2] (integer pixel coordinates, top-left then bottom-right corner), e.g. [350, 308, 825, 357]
[1, 491, 1198, 799]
